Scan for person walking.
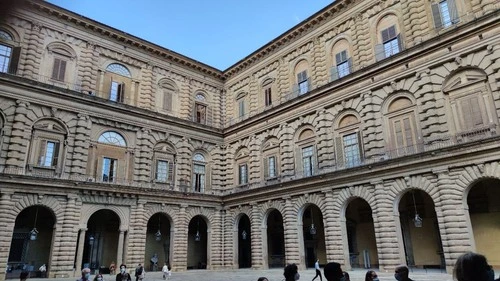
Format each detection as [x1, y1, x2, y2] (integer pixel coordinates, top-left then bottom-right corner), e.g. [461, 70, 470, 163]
[312, 259, 322, 281]
[116, 264, 131, 281]
[78, 268, 92, 281]
[284, 263, 300, 281]
[365, 270, 379, 281]
[394, 265, 413, 281]
[323, 262, 344, 281]
[453, 252, 495, 281]
[134, 264, 144, 281]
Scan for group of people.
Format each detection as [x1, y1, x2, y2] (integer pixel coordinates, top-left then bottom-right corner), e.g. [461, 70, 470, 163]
[75, 262, 171, 281]
[256, 252, 498, 281]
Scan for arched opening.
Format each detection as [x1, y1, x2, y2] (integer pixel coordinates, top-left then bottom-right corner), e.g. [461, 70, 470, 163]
[237, 214, 251, 268]
[144, 213, 171, 271]
[7, 206, 55, 279]
[302, 205, 326, 268]
[467, 178, 500, 269]
[83, 210, 120, 271]
[187, 215, 207, 270]
[398, 190, 444, 269]
[345, 198, 378, 269]
[267, 209, 285, 268]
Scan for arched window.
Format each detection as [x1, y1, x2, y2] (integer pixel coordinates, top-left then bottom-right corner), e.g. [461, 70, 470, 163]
[94, 131, 128, 183]
[106, 63, 131, 77]
[46, 42, 77, 83]
[192, 153, 206, 192]
[235, 147, 249, 186]
[236, 92, 247, 119]
[153, 142, 175, 184]
[335, 114, 363, 168]
[262, 78, 274, 107]
[294, 60, 310, 96]
[28, 119, 67, 174]
[374, 14, 403, 61]
[296, 128, 316, 177]
[101, 63, 132, 103]
[0, 29, 20, 74]
[384, 95, 420, 157]
[98, 131, 127, 147]
[330, 39, 352, 81]
[194, 93, 208, 124]
[158, 79, 177, 112]
[262, 137, 280, 180]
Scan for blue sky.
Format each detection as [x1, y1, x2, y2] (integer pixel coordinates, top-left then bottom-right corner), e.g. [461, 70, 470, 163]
[46, 0, 333, 70]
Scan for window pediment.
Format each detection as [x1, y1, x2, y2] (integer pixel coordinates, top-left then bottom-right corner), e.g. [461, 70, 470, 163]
[33, 121, 66, 135]
[154, 143, 175, 154]
[443, 69, 487, 93]
[262, 138, 279, 150]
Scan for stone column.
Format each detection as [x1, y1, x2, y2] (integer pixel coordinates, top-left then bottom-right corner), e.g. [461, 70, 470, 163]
[322, 188, 343, 263]
[433, 169, 473, 273]
[0, 192, 15, 281]
[116, 230, 125, 265]
[6, 100, 30, 169]
[250, 203, 263, 269]
[75, 228, 87, 274]
[372, 180, 401, 271]
[171, 204, 188, 271]
[126, 200, 146, 266]
[283, 197, 300, 266]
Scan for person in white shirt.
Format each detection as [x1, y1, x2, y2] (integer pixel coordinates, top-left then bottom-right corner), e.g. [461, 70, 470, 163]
[162, 263, 170, 280]
[312, 259, 322, 281]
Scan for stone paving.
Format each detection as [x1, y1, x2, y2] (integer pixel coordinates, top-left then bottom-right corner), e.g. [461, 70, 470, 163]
[28, 268, 457, 281]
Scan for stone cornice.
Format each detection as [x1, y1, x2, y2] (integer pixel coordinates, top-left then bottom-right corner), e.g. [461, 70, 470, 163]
[26, 0, 225, 80]
[222, 0, 355, 77]
[25, 0, 357, 81]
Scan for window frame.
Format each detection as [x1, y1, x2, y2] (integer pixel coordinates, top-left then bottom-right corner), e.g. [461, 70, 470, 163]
[238, 163, 248, 185]
[102, 157, 118, 183]
[0, 30, 20, 75]
[431, 0, 459, 30]
[192, 153, 207, 192]
[335, 115, 363, 169]
[297, 70, 309, 95]
[384, 97, 421, 157]
[295, 128, 317, 177]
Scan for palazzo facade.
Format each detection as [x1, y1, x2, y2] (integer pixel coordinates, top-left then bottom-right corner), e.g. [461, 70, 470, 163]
[0, 0, 499, 279]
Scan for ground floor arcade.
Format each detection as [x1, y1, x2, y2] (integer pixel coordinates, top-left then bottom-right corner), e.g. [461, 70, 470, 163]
[0, 162, 499, 280]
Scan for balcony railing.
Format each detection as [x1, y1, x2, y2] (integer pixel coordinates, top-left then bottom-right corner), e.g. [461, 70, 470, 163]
[0, 127, 496, 194]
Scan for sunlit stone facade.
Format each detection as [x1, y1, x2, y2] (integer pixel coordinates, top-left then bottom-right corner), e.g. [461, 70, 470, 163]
[0, 0, 499, 279]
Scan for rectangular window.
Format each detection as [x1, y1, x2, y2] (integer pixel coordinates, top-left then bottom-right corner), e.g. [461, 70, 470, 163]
[392, 116, 416, 155]
[102, 157, 118, 182]
[335, 50, 351, 79]
[238, 99, 245, 118]
[163, 90, 172, 111]
[0, 44, 12, 73]
[302, 146, 314, 177]
[110, 81, 125, 102]
[432, 0, 458, 29]
[39, 141, 59, 167]
[267, 156, 276, 178]
[193, 163, 205, 192]
[195, 103, 207, 124]
[460, 96, 484, 130]
[51, 58, 67, 81]
[380, 26, 401, 58]
[297, 70, 309, 95]
[343, 133, 361, 168]
[238, 163, 248, 185]
[265, 87, 272, 107]
[156, 160, 169, 182]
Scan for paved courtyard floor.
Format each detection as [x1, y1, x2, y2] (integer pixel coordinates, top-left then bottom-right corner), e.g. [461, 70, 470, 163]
[29, 268, 456, 281]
